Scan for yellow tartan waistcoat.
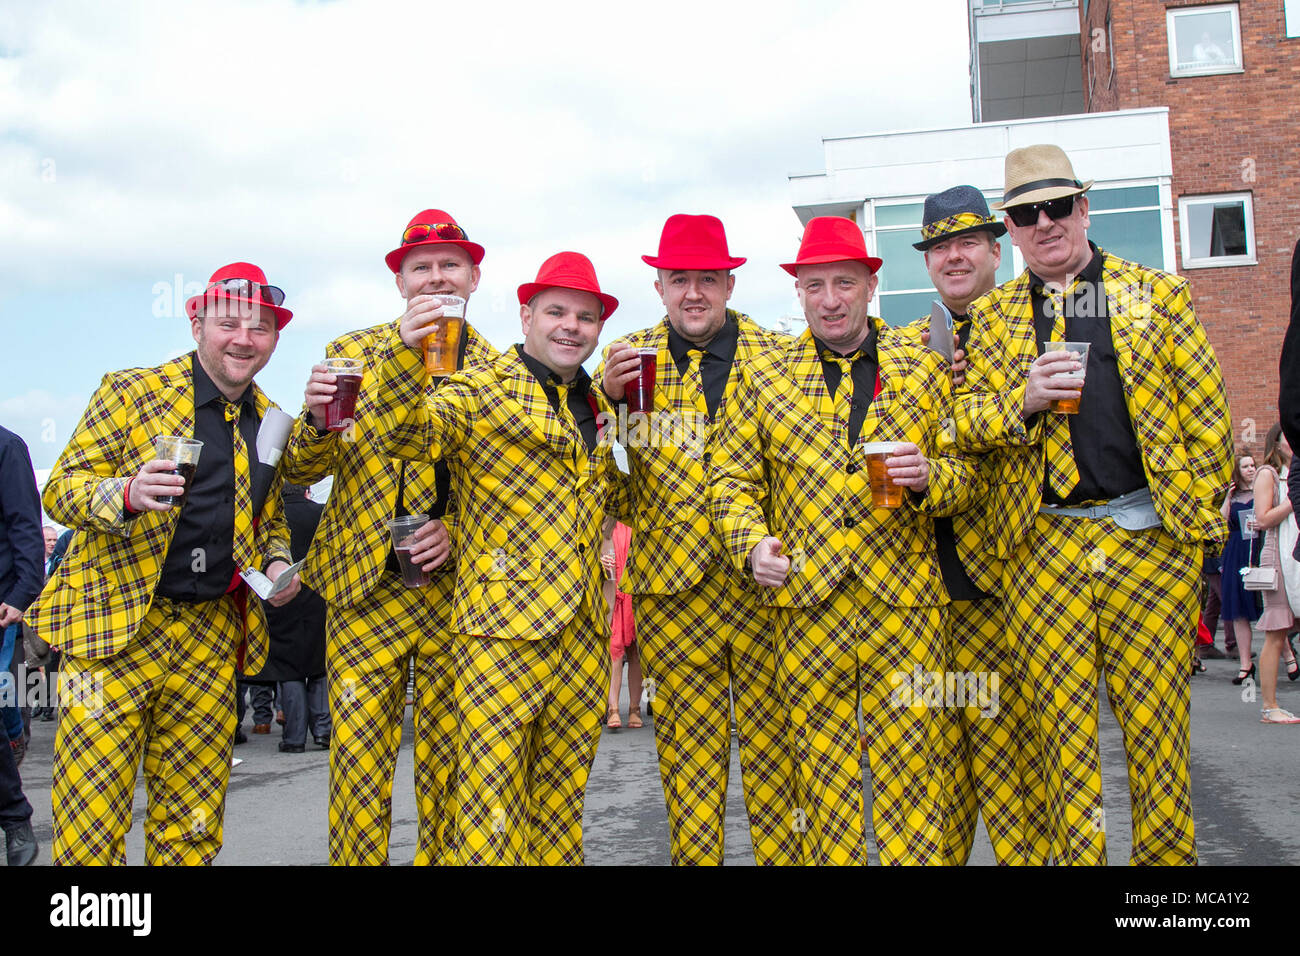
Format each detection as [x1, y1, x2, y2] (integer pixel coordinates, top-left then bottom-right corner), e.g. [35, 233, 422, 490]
[282, 320, 497, 609]
[30, 354, 292, 672]
[593, 310, 787, 596]
[710, 321, 980, 609]
[954, 251, 1234, 561]
[371, 330, 627, 642]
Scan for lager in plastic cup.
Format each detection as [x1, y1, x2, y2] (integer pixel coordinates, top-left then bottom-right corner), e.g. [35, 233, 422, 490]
[423, 295, 466, 377]
[861, 441, 904, 509]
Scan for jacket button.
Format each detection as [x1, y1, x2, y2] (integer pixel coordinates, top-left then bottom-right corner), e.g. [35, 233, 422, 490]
[846, 463, 857, 474]
[844, 516, 856, 529]
[702, 452, 712, 464]
[578, 542, 586, 552]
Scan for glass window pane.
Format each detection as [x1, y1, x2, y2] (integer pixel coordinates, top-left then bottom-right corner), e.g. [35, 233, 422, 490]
[875, 203, 924, 227]
[875, 230, 934, 292]
[1089, 209, 1164, 269]
[879, 291, 939, 328]
[1087, 185, 1159, 211]
[993, 238, 1016, 284]
[1172, 8, 1237, 71]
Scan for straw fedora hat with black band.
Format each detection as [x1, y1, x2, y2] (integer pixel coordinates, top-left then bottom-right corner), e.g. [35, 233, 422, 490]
[992, 144, 1095, 211]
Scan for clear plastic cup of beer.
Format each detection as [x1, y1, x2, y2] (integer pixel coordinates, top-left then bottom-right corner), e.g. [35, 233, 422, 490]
[423, 295, 466, 377]
[388, 513, 431, 587]
[861, 441, 905, 509]
[1043, 341, 1090, 414]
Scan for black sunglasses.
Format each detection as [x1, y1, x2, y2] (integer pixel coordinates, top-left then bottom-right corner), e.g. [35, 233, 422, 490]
[1006, 195, 1075, 229]
[210, 278, 286, 306]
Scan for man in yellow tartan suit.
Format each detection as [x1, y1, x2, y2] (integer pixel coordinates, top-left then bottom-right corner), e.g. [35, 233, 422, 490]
[30, 263, 298, 864]
[897, 185, 1050, 865]
[595, 213, 799, 865]
[954, 145, 1233, 865]
[371, 251, 626, 865]
[711, 217, 979, 865]
[282, 209, 496, 865]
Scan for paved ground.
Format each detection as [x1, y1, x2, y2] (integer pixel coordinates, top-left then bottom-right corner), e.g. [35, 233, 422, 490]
[7, 650, 1299, 865]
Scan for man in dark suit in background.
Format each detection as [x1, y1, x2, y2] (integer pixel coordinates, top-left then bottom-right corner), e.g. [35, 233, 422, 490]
[0, 425, 44, 865]
[249, 483, 331, 753]
[1278, 239, 1300, 542]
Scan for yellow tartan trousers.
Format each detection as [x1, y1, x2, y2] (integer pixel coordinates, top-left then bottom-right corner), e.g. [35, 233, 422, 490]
[635, 569, 799, 865]
[1003, 511, 1200, 865]
[939, 597, 1051, 865]
[51, 595, 241, 865]
[451, 613, 607, 865]
[326, 570, 457, 865]
[776, 583, 948, 865]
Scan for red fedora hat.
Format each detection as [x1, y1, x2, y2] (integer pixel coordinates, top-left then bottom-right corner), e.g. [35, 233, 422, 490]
[184, 262, 293, 330]
[780, 217, 883, 276]
[642, 214, 746, 271]
[384, 208, 485, 274]
[517, 251, 619, 320]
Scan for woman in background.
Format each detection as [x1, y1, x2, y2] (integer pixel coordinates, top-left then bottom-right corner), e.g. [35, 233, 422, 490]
[1221, 451, 1262, 684]
[602, 520, 643, 729]
[1251, 425, 1300, 723]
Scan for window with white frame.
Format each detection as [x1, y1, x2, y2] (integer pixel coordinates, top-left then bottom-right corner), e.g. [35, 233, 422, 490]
[1167, 4, 1242, 76]
[1177, 193, 1255, 269]
[1287, 0, 1300, 38]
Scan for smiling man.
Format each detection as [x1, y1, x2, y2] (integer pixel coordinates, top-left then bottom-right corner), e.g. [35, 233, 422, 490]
[32, 263, 298, 864]
[711, 217, 977, 865]
[899, 185, 1050, 865]
[955, 145, 1233, 864]
[595, 214, 797, 866]
[282, 208, 496, 865]
[371, 251, 626, 865]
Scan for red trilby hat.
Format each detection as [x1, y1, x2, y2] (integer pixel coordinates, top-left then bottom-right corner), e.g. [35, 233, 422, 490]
[781, 216, 883, 276]
[642, 214, 746, 271]
[517, 251, 619, 320]
[185, 262, 293, 330]
[384, 208, 485, 274]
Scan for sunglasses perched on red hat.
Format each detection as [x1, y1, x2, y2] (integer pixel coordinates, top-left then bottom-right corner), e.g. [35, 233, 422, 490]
[206, 277, 286, 306]
[402, 222, 469, 245]
[1006, 195, 1076, 229]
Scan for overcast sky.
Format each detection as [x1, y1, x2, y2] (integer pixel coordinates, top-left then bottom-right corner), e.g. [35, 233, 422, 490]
[1, 0, 973, 473]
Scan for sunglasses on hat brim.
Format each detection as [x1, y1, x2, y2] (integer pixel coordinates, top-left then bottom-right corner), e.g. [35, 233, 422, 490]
[207, 278, 286, 306]
[402, 222, 469, 245]
[1005, 195, 1076, 229]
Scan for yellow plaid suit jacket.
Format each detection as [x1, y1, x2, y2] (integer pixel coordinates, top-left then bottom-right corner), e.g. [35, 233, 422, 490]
[281, 320, 497, 609]
[954, 250, 1234, 560]
[29, 354, 292, 672]
[894, 318, 1003, 595]
[370, 330, 626, 642]
[710, 320, 979, 609]
[592, 310, 787, 595]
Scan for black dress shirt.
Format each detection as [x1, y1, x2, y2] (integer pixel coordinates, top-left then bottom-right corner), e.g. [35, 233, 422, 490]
[517, 345, 598, 453]
[932, 315, 993, 602]
[1030, 244, 1147, 505]
[667, 312, 740, 420]
[156, 355, 260, 602]
[814, 326, 879, 447]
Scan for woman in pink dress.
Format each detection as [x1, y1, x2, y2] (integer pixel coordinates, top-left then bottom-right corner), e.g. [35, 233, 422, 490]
[601, 521, 643, 729]
[1251, 424, 1300, 724]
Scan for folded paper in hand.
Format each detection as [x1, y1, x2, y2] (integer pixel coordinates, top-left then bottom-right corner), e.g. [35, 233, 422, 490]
[241, 559, 304, 600]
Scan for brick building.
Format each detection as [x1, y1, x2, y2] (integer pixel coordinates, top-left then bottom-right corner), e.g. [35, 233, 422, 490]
[1081, 0, 1300, 447]
[791, 0, 1299, 453]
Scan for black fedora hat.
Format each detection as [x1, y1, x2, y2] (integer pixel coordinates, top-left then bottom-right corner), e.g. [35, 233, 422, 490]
[913, 185, 1008, 251]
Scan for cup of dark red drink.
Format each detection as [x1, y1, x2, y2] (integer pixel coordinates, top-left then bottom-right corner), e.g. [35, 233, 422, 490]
[627, 348, 657, 414]
[154, 436, 203, 507]
[388, 513, 430, 588]
[323, 358, 364, 431]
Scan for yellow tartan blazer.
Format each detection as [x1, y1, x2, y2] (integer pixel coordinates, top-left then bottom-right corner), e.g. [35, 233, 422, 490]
[370, 330, 627, 642]
[29, 354, 292, 671]
[954, 251, 1234, 559]
[710, 321, 979, 609]
[281, 320, 497, 609]
[894, 318, 1004, 596]
[592, 310, 787, 596]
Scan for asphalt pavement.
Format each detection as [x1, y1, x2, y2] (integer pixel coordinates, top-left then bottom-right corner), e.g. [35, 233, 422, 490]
[7, 650, 1299, 865]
